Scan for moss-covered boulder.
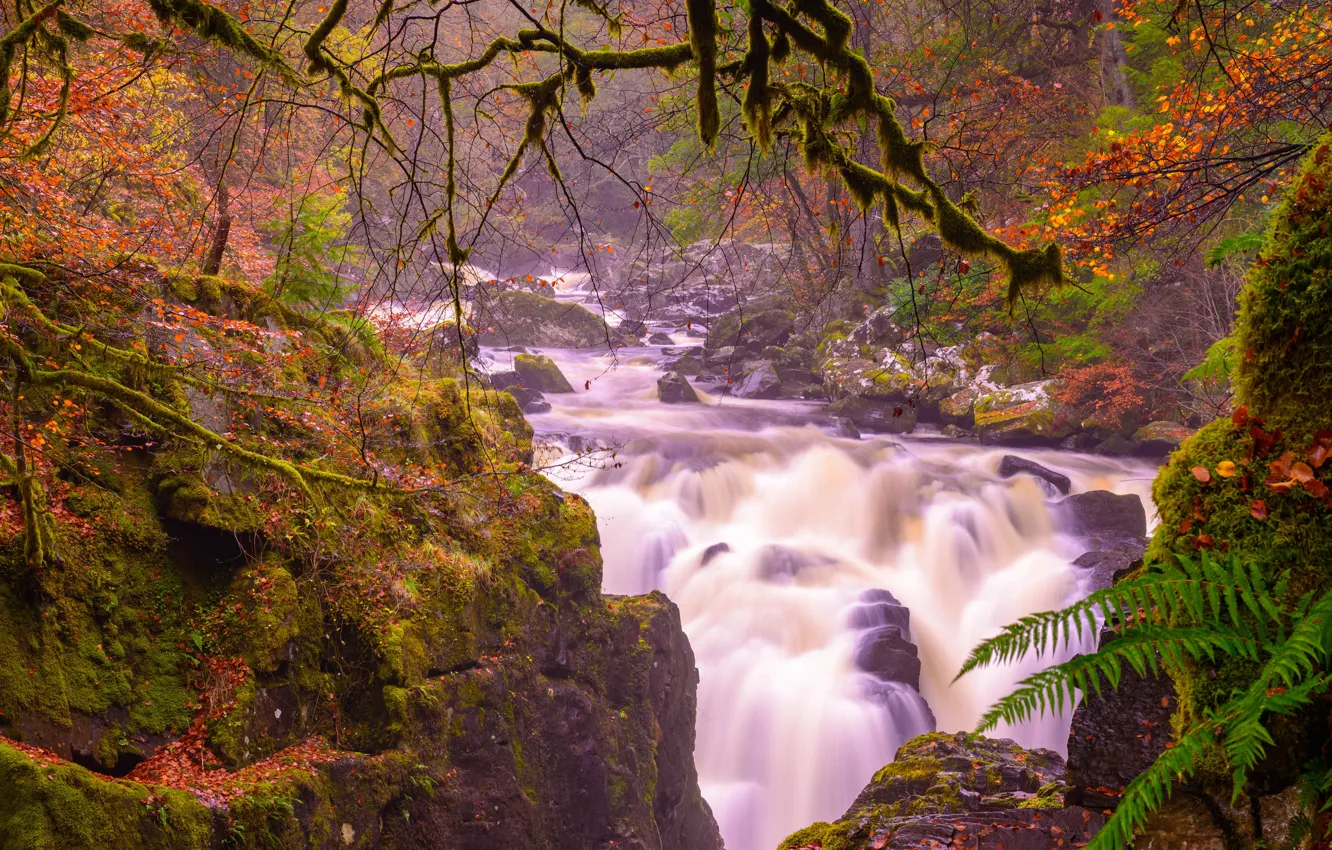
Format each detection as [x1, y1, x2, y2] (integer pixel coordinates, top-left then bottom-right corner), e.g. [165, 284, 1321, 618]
[705, 307, 795, 353]
[475, 291, 608, 349]
[777, 732, 1101, 850]
[513, 353, 574, 393]
[973, 380, 1078, 444]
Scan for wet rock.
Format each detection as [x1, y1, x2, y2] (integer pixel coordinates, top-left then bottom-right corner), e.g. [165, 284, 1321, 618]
[657, 371, 700, 404]
[826, 396, 918, 434]
[705, 308, 795, 353]
[662, 346, 703, 357]
[778, 732, 1101, 850]
[514, 353, 574, 393]
[940, 423, 975, 439]
[853, 626, 921, 688]
[998, 455, 1071, 495]
[664, 354, 704, 376]
[1073, 538, 1145, 590]
[755, 545, 837, 581]
[648, 332, 675, 345]
[847, 599, 911, 634]
[475, 290, 608, 348]
[732, 361, 782, 399]
[505, 385, 552, 415]
[617, 319, 648, 338]
[700, 542, 730, 566]
[829, 417, 861, 439]
[1058, 490, 1147, 543]
[1066, 631, 1175, 809]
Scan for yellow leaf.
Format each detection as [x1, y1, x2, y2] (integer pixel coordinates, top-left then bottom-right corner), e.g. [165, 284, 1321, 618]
[1216, 460, 1237, 478]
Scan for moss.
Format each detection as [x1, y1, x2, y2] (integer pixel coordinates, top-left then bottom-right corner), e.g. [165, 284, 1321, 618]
[1143, 135, 1332, 787]
[512, 353, 573, 393]
[1018, 781, 1065, 809]
[0, 741, 212, 849]
[777, 820, 863, 850]
[872, 754, 941, 785]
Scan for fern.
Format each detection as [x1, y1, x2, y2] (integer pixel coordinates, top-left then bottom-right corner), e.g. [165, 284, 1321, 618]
[959, 552, 1332, 849]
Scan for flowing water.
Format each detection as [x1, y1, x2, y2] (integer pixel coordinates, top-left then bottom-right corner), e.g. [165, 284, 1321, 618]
[479, 338, 1158, 850]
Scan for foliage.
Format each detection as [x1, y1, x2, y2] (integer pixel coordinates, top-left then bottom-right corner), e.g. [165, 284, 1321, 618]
[958, 552, 1332, 849]
[261, 186, 359, 310]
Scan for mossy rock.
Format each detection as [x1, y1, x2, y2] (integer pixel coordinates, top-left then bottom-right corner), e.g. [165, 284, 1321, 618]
[513, 353, 574, 393]
[706, 308, 795, 353]
[475, 291, 608, 349]
[1144, 135, 1332, 786]
[973, 380, 1076, 443]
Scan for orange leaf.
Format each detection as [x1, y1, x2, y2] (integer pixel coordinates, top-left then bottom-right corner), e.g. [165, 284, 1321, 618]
[1216, 460, 1237, 478]
[1290, 461, 1315, 484]
[1250, 500, 1268, 520]
[1191, 466, 1211, 484]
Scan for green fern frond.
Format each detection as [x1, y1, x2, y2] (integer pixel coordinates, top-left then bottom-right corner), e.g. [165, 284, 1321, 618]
[973, 626, 1261, 733]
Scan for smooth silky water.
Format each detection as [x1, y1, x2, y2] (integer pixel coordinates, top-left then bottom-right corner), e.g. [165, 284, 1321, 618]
[474, 336, 1159, 850]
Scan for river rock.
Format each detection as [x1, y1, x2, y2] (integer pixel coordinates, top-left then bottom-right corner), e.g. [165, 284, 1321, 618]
[504, 385, 552, 414]
[648, 332, 675, 345]
[513, 353, 574, 393]
[732, 361, 782, 399]
[939, 387, 977, 428]
[998, 455, 1071, 495]
[1058, 490, 1147, 543]
[848, 588, 912, 633]
[1073, 539, 1145, 590]
[755, 545, 837, 581]
[829, 417, 861, 439]
[852, 627, 921, 689]
[778, 732, 1103, 850]
[700, 542, 730, 566]
[475, 290, 608, 348]
[826, 396, 918, 434]
[657, 371, 700, 404]
[973, 380, 1078, 444]
[664, 354, 704, 376]
[705, 308, 795, 354]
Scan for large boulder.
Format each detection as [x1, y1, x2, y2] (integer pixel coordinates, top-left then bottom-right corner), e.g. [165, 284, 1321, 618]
[778, 732, 1103, 850]
[513, 353, 574, 393]
[1057, 490, 1147, 544]
[475, 291, 608, 348]
[973, 380, 1078, 444]
[826, 396, 918, 433]
[705, 308, 795, 353]
[505, 385, 552, 415]
[731, 360, 782, 399]
[657, 371, 700, 404]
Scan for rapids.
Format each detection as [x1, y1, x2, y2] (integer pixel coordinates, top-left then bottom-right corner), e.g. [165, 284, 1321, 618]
[485, 342, 1159, 850]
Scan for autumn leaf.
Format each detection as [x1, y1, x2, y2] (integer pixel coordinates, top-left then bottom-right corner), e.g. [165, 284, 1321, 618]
[1250, 499, 1268, 520]
[1191, 466, 1211, 484]
[1216, 460, 1237, 478]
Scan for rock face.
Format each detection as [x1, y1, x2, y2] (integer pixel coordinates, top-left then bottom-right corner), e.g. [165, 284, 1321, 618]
[514, 353, 574, 393]
[476, 291, 608, 348]
[657, 371, 700, 404]
[705, 308, 795, 353]
[997, 455, 1071, 495]
[778, 732, 1104, 850]
[1065, 631, 1176, 809]
[506, 385, 552, 414]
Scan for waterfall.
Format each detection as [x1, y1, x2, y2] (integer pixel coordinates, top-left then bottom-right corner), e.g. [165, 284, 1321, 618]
[503, 345, 1156, 850]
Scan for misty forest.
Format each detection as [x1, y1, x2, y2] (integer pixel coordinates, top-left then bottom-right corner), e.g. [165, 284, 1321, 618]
[0, 0, 1330, 847]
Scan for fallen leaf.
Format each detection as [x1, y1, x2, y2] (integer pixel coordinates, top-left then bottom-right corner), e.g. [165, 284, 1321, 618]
[1250, 500, 1268, 520]
[1191, 466, 1211, 484]
[1216, 460, 1237, 478]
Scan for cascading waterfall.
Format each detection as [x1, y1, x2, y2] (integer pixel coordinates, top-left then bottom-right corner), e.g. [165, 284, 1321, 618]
[428, 274, 1158, 850]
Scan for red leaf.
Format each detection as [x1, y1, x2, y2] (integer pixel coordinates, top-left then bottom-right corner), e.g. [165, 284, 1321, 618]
[1250, 500, 1268, 520]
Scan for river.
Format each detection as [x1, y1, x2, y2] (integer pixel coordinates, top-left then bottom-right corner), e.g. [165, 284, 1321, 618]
[478, 335, 1158, 850]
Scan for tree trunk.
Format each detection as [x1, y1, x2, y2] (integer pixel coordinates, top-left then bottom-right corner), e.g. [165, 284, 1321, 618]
[202, 182, 231, 276]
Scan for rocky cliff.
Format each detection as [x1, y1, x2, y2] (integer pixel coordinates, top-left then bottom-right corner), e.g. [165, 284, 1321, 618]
[0, 273, 721, 850]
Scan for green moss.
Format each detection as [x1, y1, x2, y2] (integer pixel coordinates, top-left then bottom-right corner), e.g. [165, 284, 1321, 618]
[777, 820, 863, 850]
[0, 742, 212, 849]
[1018, 781, 1065, 809]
